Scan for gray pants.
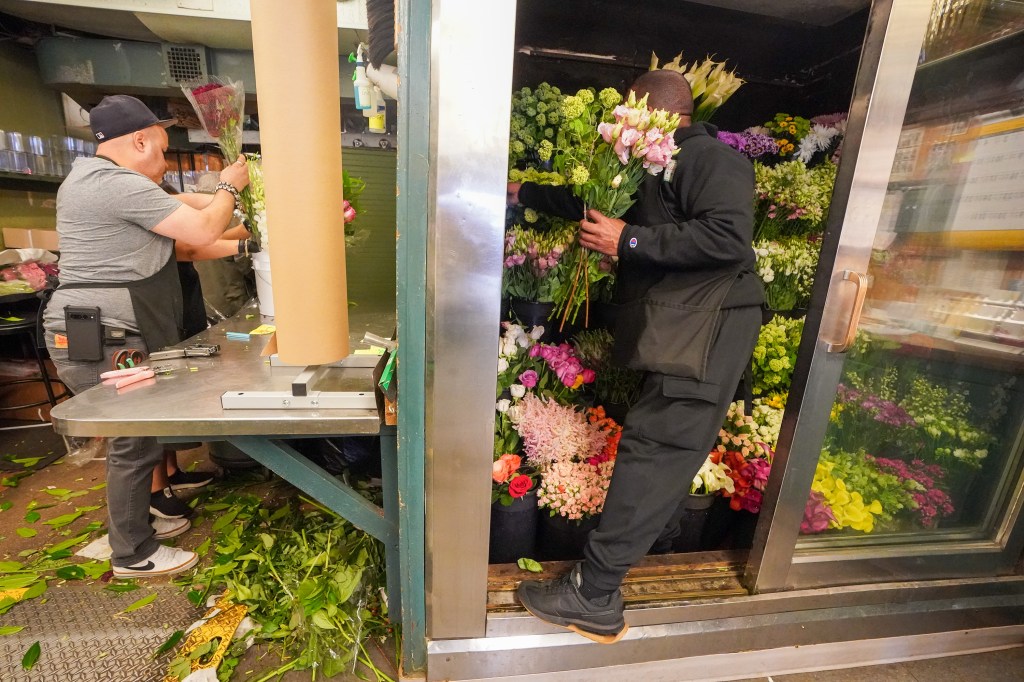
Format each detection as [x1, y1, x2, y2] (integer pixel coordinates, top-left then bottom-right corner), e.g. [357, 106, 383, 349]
[582, 306, 762, 592]
[46, 334, 161, 567]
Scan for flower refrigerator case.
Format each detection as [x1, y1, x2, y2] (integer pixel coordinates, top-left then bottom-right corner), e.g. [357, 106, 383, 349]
[406, 0, 1024, 679]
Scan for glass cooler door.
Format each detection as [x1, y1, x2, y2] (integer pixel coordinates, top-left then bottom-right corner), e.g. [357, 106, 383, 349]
[748, 0, 1024, 590]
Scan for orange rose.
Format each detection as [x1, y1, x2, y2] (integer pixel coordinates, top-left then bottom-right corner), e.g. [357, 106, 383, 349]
[492, 453, 521, 484]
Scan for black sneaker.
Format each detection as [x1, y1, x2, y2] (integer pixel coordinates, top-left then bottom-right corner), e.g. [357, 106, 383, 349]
[149, 487, 192, 519]
[167, 469, 215, 491]
[516, 563, 628, 644]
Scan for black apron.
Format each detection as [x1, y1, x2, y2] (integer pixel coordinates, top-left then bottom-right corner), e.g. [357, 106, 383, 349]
[57, 251, 184, 352]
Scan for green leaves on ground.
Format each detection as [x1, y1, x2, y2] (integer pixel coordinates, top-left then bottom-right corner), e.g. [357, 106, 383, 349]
[517, 557, 543, 573]
[105, 581, 140, 594]
[44, 511, 83, 528]
[153, 629, 184, 658]
[122, 592, 158, 613]
[0, 625, 25, 635]
[0, 501, 12, 512]
[15, 528, 36, 538]
[21, 641, 40, 670]
[173, 494, 394, 682]
[24, 511, 40, 523]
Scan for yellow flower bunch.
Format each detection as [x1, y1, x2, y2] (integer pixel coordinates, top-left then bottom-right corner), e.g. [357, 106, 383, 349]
[650, 52, 744, 123]
[811, 461, 883, 533]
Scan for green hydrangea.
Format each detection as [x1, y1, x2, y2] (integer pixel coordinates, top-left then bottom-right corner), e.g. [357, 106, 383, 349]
[535, 113, 547, 127]
[576, 88, 595, 104]
[537, 139, 554, 162]
[569, 164, 590, 185]
[511, 140, 526, 154]
[561, 95, 585, 120]
[524, 208, 539, 223]
[599, 87, 622, 108]
[536, 102, 548, 113]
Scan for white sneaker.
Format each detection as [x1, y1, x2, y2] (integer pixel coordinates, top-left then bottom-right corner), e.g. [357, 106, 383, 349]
[152, 516, 191, 540]
[112, 544, 199, 578]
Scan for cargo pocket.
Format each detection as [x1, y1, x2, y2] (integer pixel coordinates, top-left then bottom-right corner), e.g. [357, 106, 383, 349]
[633, 375, 722, 450]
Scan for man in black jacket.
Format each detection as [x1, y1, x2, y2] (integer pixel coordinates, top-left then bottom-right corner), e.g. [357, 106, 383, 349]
[509, 70, 764, 643]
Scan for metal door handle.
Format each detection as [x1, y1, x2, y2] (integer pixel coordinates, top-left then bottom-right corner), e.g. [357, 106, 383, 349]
[826, 270, 868, 353]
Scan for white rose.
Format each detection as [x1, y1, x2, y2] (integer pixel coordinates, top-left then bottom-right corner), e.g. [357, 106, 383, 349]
[496, 399, 511, 413]
[510, 384, 526, 398]
[529, 325, 545, 340]
[507, 405, 522, 423]
[497, 358, 509, 373]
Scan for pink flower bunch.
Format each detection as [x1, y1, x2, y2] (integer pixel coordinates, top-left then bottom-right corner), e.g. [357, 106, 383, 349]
[526, 241, 565, 277]
[537, 459, 615, 520]
[598, 97, 678, 173]
[871, 456, 955, 528]
[801, 490, 836, 534]
[528, 343, 596, 389]
[762, 201, 809, 221]
[514, 394, 608, 467]
[343, 200, 357, 224]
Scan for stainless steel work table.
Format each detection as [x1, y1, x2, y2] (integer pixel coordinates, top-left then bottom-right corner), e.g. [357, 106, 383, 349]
[49, 302, 419, 669]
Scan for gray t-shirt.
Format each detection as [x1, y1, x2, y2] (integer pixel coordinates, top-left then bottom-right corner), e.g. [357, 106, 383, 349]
[44, 157, 183, 334]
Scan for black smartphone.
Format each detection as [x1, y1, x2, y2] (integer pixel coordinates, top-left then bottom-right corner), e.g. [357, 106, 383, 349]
[64, 305, 104, 362]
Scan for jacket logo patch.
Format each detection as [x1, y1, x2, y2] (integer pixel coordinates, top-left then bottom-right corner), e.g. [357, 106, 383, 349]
[628, 237, 638, 248]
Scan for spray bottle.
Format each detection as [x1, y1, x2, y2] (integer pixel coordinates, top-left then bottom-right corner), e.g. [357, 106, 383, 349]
[350, 45, 372, 111]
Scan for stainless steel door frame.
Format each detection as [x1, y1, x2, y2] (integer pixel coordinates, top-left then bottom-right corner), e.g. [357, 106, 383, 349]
[744, 0, 935, 593]
[423, 0, 519, 639]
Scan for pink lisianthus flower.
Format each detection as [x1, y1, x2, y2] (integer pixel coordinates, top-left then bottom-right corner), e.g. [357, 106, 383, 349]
[343, 200, 357, 224]
[519, 369, 539, 388]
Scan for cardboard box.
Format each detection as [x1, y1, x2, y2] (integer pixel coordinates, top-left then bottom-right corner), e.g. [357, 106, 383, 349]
[2, 228, 59, 251]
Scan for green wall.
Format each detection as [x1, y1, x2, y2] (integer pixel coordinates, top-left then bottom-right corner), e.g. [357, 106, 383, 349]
[0, 41, 66, 246]
[343, 147, 397, 310]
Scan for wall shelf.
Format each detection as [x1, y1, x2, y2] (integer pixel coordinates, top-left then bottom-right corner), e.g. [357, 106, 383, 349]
[0, 171, 63, 192]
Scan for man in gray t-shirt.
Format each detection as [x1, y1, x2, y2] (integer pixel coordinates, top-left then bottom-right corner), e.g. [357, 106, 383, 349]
[44, 95, 250, 578]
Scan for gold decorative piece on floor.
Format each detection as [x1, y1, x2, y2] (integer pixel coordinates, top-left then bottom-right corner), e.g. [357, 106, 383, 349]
[163, 594, 248, 682]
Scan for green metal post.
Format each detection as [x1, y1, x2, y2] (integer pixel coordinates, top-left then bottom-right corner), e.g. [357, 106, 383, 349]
[396, 0, 429, 673]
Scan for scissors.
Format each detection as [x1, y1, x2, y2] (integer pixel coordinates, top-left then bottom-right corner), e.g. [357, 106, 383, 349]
[99, 364, 175, 389]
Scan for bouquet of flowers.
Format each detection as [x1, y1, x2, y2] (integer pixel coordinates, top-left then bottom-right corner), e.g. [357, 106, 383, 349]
[502, 219, 577, 303]
[899, 377, 990, 469]
[182, 77, 246, 161]
[751, 394, 786, 448]
[796, 114, 847, 165]
[752, 315, 804, 396]
[809, 457, 885, 533]
[550, 88, 680, 328]
[572, 329, 643, 408]
[240, 153, 266, 247]
[650, 53, 745, 122]
[515, 394, 619, 521]
[717, 129, 779, 159]
[831, 381, 918, 454]
[509, 83, 563, 167]
[763, 113, 811, 157]
[811, 450, 909, 533]
[754, 236, 821, 311]
[491, 453, 540, 507]
[869, 456, 955, 528]
[753, 160, 838, 241]
[691, 456, 735, 495]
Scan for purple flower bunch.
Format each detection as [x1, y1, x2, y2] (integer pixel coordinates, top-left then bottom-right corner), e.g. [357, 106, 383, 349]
[526, 241, 564, 277]
[801, 490, 836, 534]
[838, 384, 917, 429]
[529, 343, 597, 389]
[870, 456, 955, 528]
[718, 129, 779, 159]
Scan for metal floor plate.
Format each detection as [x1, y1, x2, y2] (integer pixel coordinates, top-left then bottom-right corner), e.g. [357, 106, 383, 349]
[0, 581, 200, 682]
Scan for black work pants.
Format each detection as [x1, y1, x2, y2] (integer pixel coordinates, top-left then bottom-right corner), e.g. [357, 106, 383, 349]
[582, 305, 762, 592]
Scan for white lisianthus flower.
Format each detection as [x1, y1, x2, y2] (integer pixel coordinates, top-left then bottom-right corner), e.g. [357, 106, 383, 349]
[500, 338, 518, 357]
[510, 384, 526, 399]
[497, 358, 509, 373]
[528, 325, 545, 340]
[496, 399, 511, 413]
[611, 174, 623, 189]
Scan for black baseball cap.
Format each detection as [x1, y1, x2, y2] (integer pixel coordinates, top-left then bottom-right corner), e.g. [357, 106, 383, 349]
[89, 95, 174, 142]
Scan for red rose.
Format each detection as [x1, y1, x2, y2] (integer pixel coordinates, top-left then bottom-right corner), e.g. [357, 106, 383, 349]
[508, 474, 533, 498]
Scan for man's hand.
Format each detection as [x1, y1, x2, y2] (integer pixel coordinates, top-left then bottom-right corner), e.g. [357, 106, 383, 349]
[579, 209, 625, 256]
[219, 156, 251, 192]
[507, 182, 522, 207]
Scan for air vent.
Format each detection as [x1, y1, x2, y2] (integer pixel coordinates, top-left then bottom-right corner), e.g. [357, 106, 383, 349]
[162, 44, 209, 83]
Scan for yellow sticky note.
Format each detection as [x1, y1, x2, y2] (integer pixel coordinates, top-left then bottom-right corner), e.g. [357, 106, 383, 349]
[248, 324, 277, 335]
[354, 345, 386, 356]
